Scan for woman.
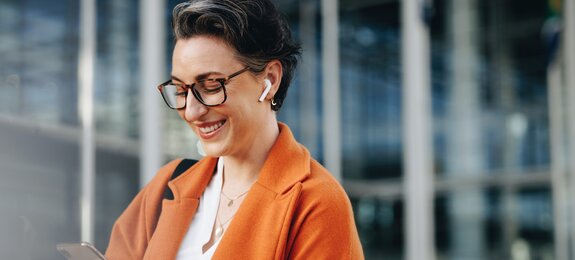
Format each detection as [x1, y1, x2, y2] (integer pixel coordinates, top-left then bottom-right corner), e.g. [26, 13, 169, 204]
[106, 0, 364, 259]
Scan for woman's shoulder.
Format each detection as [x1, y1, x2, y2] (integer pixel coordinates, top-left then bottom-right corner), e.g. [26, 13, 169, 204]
[297, 160, 353, 209]
[288, 159, 361, 252]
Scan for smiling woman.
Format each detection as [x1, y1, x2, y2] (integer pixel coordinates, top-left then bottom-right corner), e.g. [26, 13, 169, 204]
[105, 0, 364, 259]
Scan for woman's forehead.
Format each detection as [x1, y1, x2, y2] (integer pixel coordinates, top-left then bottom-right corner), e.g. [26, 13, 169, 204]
[172, 36, 241, 78]
[175, 37, 234, 61]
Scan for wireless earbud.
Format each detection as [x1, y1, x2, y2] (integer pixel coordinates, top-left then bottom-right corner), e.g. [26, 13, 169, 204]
[258, 79, 272, 102]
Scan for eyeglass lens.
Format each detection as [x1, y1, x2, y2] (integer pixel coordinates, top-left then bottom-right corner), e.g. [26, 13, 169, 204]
[162, 79, 225, 108]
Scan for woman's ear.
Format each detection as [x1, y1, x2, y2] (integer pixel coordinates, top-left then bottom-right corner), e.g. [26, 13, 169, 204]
[262, 60, 283, 99]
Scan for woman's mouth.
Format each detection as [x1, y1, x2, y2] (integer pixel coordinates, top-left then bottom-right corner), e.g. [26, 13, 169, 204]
[198, 120, 226, 138]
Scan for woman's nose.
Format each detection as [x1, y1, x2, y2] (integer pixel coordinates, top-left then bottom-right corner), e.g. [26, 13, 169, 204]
[184, 89, 208, 121]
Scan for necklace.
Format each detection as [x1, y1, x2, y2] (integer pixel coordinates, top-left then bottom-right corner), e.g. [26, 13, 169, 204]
[215, 186, 252, 237]
[221, 189, 250, 207]
[215, 211, 235, 238]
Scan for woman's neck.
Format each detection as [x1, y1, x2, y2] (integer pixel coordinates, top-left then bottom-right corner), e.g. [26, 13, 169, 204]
[222, 118, 279, 190]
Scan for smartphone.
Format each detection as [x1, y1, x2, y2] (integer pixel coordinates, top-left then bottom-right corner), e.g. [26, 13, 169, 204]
[57, 242, 107, 260]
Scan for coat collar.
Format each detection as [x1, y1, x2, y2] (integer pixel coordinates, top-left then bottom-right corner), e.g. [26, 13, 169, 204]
[256, 122, 310, 194]
[147, 123, 311, 259]
[170, 122, 311, 199]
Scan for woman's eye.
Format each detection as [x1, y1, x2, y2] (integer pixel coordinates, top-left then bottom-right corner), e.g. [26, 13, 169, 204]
[199, 80, 222, 93]
[203, 87, 222, 93]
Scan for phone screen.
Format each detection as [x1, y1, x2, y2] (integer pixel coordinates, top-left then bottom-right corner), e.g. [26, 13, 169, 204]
[57, 242, 106, 260]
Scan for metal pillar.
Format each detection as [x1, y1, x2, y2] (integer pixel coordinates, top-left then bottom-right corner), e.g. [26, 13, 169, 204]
[548, 50, 568, 260]
[401, 0, 435, 259]
[565, 0, 575, 257]
[446, 0, 484, 258]
[79, 0, 96, 243]
[139, 0, 165, 187]
[321, 0, 342, 181]
[108, 0, 132, 136]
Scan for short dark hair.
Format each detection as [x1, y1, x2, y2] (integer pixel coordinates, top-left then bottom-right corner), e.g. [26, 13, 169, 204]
[172, 0, 301, 111]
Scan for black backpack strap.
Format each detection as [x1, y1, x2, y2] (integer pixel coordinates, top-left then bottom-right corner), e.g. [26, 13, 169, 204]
[163, 159, 198, 200]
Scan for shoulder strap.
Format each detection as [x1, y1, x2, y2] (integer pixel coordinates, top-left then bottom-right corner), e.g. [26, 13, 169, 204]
[163, 159, 198, 200]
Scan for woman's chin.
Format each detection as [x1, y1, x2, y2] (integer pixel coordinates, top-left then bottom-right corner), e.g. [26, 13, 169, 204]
[201, 144, 225, 157]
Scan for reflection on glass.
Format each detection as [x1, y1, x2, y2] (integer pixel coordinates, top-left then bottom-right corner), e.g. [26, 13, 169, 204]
[340, 1, 402, 181]
[431, 0, 552, 258]
[95, 0, 140, 139]
[353, 198, 403, 259]
[435, 188, 553, 259]
[0, 1, 81, 259]
[339, 1, 403, 257]
[0, 1, 79, 125]
[431, 0, 550, 176]
[93, 0, 141, 251]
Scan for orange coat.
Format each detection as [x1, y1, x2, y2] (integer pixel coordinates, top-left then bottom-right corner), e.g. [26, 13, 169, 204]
[105, 123, 364, 259]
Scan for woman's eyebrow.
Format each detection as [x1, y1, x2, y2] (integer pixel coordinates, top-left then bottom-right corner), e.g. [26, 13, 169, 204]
[170, 71, 224, 83]
[195, 71, 223, 81]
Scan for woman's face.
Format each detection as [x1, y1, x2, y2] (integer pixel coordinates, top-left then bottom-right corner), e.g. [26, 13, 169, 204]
[171, 36, 273, 158]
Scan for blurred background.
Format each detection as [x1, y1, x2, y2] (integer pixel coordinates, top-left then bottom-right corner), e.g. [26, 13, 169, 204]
[0, 0, 573, 259]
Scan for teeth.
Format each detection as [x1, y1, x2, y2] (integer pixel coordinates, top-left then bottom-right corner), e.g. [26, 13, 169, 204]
[199, 121, 224, 134]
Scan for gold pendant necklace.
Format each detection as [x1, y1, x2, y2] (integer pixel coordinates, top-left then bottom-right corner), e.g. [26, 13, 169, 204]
[215, 210, 236, 238]
[215, 187, 252, 237]
[221, 189, 250, 207]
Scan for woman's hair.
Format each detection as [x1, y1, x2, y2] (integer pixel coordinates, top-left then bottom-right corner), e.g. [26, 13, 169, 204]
[172, 0, 301, 111]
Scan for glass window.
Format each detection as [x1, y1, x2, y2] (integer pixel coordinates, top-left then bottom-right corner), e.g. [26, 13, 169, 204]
[338, 0, 404, 258]
[430, 0, 553, 258]
[0, 0, 79, 125]
[353, 197, 404, 259]
[340, 1, 402, 181]
[94, 0, 141, 251]
[435, 187, 553, 259]
[95, 0, 141, 139]
[430, 0, 550, 177]
[0, 1, 81, 259]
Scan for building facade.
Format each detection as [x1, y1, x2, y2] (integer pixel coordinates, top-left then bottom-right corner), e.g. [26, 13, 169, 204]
[0, 0, 573, 259]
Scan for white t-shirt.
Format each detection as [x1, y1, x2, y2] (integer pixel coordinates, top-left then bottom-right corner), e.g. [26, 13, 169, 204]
[176, 157, 224, 260]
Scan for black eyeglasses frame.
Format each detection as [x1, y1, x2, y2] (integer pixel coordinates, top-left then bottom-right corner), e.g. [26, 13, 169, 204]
[157, 67, 251, 109]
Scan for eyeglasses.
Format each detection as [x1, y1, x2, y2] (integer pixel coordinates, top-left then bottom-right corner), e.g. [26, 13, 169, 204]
[157, 67, 250, 109]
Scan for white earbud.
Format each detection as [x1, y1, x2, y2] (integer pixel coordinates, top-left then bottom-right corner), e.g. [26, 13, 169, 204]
[258, 79, 272, 102]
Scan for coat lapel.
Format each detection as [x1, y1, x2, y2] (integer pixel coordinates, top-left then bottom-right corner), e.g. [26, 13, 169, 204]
[213, 123, 311, 259]
[143, 158, 218, 259]
[213, 183, 303, 259]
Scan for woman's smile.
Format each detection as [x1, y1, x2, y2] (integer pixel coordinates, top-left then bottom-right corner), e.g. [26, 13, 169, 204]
[196, 119, 227, 139]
